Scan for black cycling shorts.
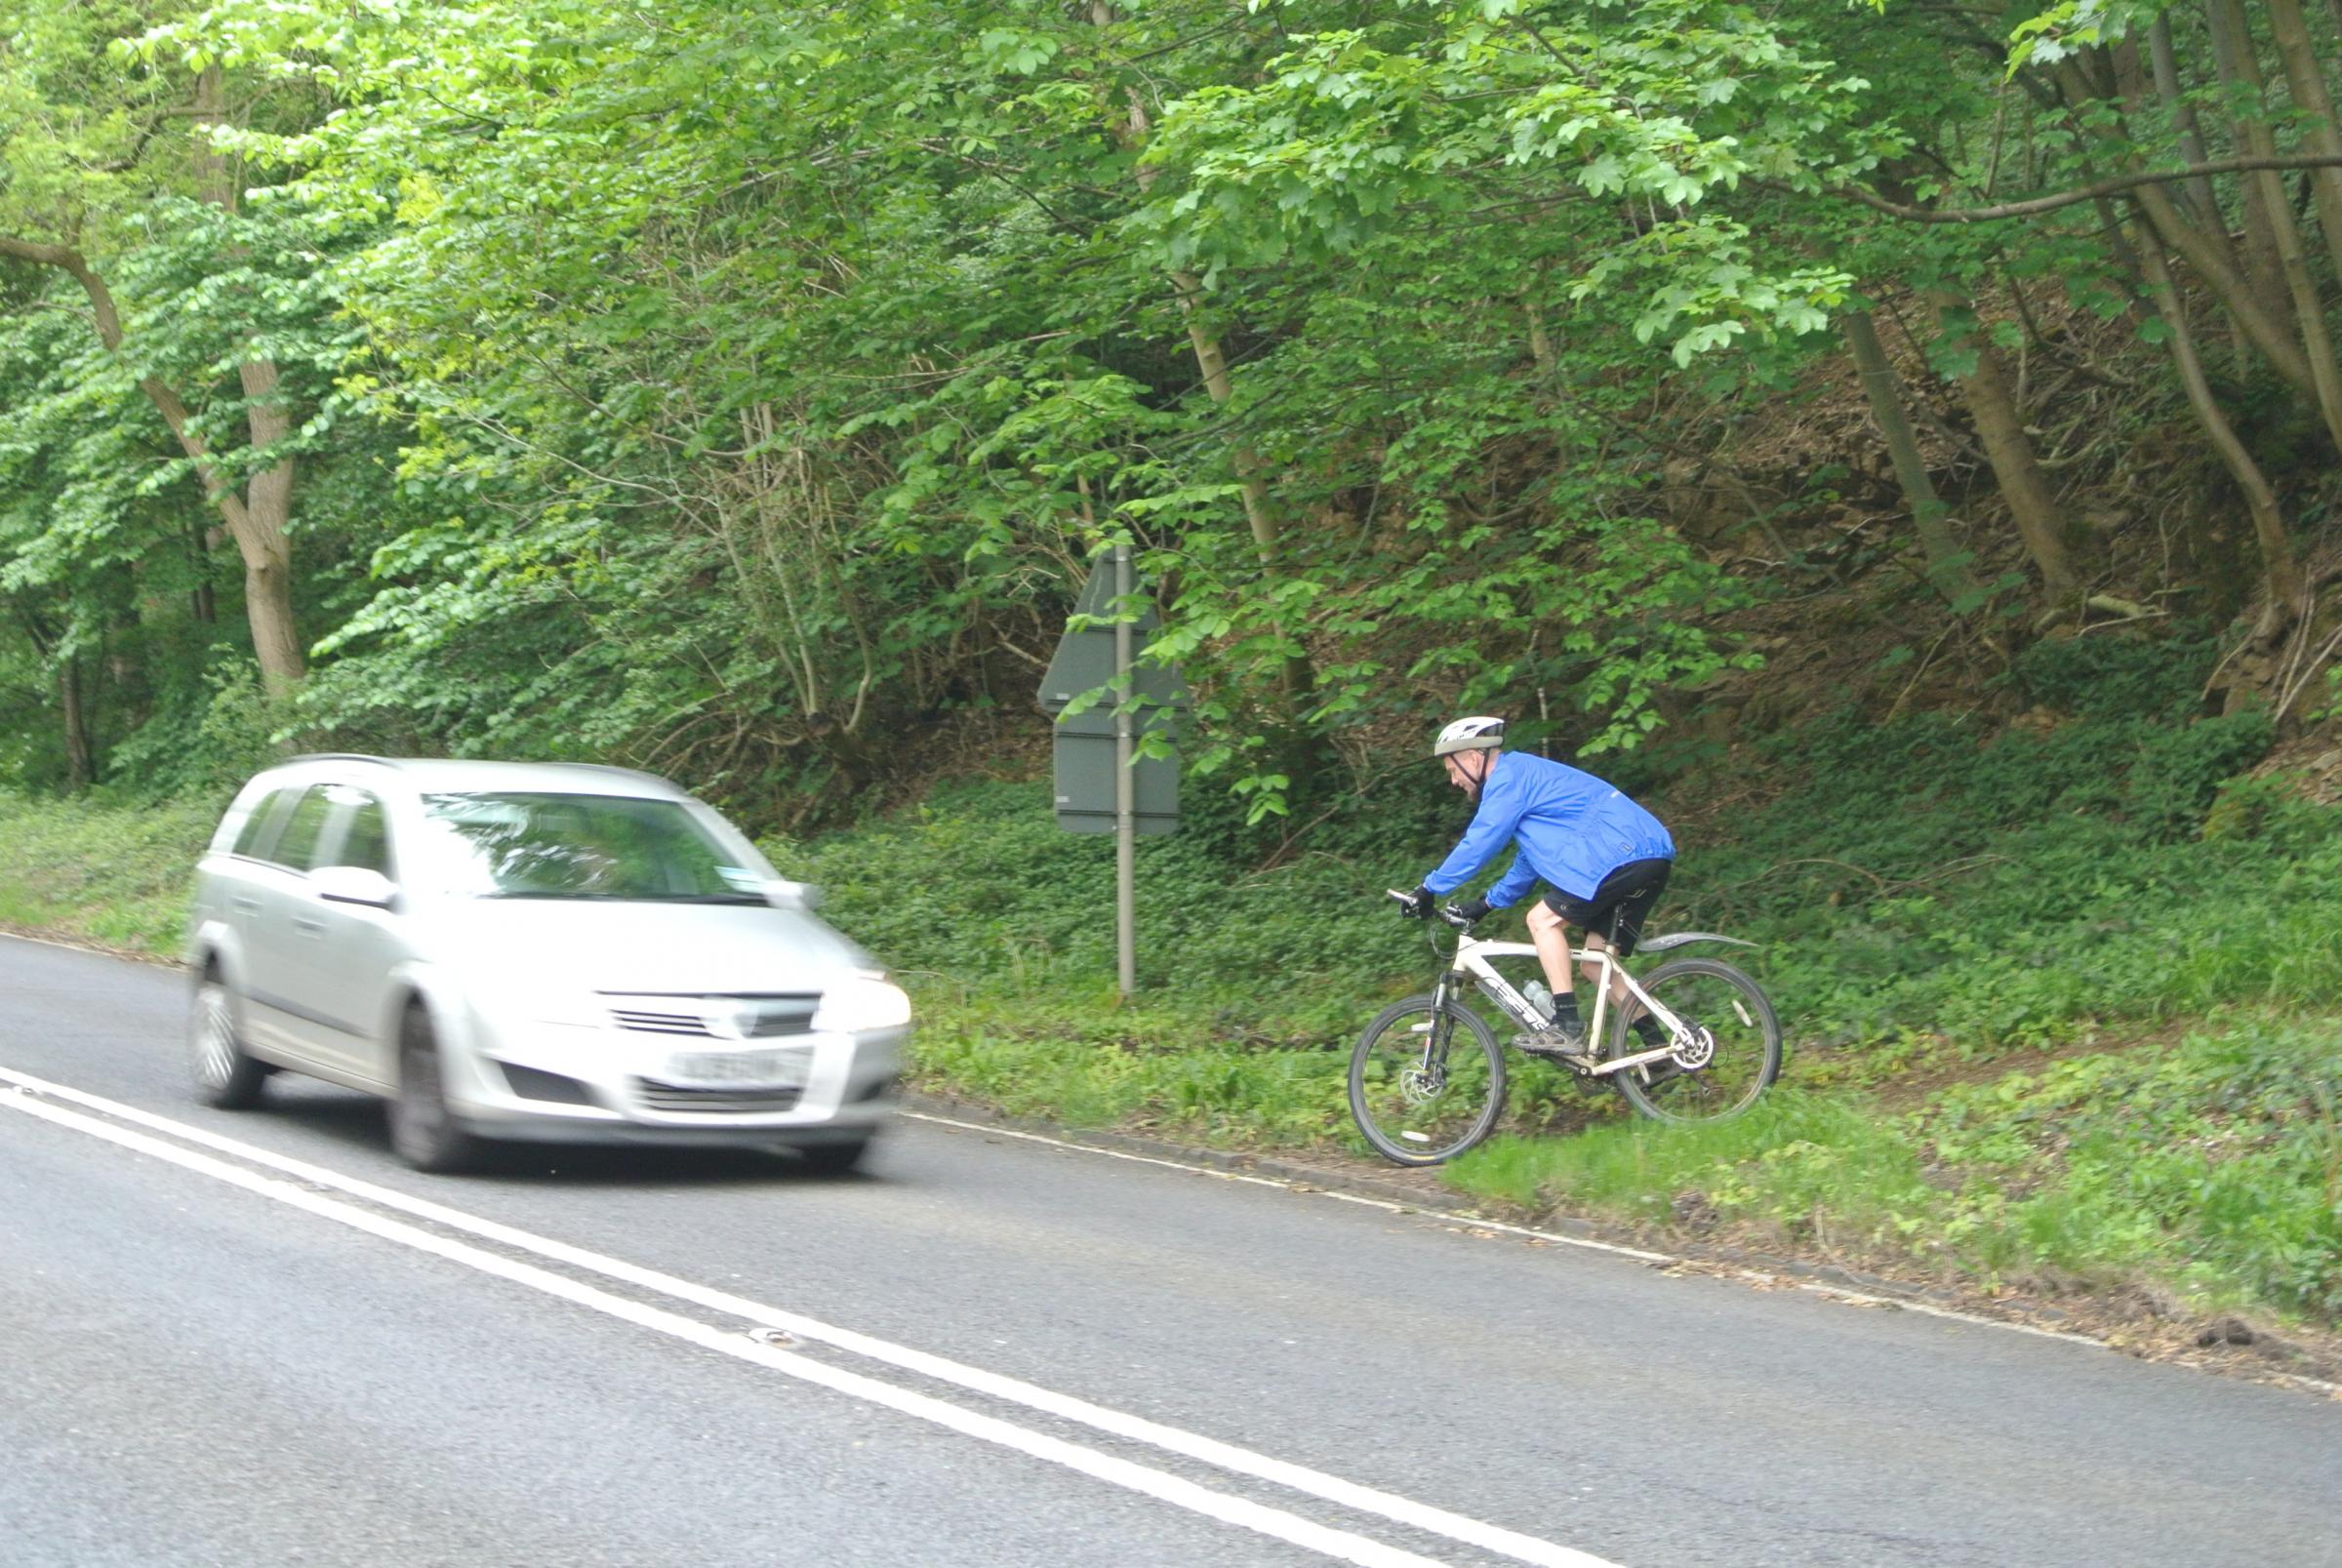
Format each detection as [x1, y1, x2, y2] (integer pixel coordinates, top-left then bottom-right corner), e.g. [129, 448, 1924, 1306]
[1542, 858, 1673, 955]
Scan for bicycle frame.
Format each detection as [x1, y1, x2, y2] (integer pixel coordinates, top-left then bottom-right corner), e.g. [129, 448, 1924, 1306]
[1433, 932, 1694, 1077]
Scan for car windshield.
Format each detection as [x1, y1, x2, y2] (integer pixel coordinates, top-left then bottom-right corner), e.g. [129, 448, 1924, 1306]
[418, 791, 768, 902]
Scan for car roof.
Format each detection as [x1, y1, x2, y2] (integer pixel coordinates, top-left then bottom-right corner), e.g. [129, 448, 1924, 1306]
[274, 756, 688, 801]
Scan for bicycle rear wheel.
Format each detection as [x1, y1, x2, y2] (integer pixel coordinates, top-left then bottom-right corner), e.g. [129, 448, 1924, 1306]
[1348, 995, 1506, 1166]
[1609, 957, 1781, 1124]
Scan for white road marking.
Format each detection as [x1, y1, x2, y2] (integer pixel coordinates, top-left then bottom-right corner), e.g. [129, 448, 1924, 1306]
[905, 1110, 1676, 1264]
[0, 1087, 1457, 1568]
[0, 1068, 1624, 1568]
[906, 1112, 2126, 1348]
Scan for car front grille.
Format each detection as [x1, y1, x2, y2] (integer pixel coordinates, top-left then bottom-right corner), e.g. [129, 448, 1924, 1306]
[602, 994, 820, 1039]
[608, 1009, 714, 1037]
[631, 1078, 807, 1115]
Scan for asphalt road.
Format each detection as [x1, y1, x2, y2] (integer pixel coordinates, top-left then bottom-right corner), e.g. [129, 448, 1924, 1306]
[3, 933, 2336, 1568]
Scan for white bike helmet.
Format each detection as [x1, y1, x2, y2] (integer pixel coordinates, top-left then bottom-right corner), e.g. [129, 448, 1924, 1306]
[1432, 715, 1506, 757]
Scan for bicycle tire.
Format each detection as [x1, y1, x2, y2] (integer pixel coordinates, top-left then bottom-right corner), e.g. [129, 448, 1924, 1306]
[1608, 957, 1781, 1124]
[1348, 994, 1507, 1166]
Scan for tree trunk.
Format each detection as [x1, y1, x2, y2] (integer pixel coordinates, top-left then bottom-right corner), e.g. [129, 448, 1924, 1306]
[1840, 310, 1982, 608]
[2148, 16, 2223, 231]
[1930, 296, 2080, 598]
[2201, 0, 2296, 324]
[2134, 230, 2305, 641]
[2263, 0, 2342, 288]
[189, 523, 216, 624]
[232, 357, 305, 687]
[59, 654, 94, 790]
[1099, 7, 1315, 717]
[195, 67, 305, 691]
[2161, 18, 2342, 457]
[2080, 57, 2323, 406]
[1169, 271, 1285, 581]
[2147, 16, 2254, 373]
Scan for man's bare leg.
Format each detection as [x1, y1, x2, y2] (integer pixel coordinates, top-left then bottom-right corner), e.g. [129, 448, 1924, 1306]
[1525, 900, 1576, 997]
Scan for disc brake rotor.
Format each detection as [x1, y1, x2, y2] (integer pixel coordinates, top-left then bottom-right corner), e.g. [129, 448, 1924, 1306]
[1670, 1024, 1716, 1070]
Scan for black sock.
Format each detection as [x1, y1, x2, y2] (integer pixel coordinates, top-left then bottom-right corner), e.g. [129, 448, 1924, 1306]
[1550, 995, 1582, 1032]
[1633, 1013, 1665, 1046]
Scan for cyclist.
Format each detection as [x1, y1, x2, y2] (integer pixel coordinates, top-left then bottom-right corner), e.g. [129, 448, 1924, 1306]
[1395, 716, 1675, 1059]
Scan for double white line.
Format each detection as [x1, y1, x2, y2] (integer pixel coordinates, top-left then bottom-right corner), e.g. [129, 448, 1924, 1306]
[0, 1067, 1623, 1568]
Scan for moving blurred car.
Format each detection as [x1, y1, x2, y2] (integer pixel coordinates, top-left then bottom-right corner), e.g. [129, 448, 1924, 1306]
[184, 756, 906, 1173]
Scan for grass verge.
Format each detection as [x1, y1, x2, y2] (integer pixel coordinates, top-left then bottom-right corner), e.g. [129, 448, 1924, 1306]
[0, 790, 218, 955]
[1445, 1015, 2342, 1322]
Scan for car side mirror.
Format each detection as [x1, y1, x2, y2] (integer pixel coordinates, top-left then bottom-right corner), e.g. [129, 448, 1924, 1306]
[761, 878, 821, 910]
[312, 865, 398, 908]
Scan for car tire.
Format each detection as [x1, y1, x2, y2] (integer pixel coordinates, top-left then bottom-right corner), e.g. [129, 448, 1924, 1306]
[790, 1137, 872, 1176]
[388, 1004, 483, 1174]
[189, 971, 268, 1110]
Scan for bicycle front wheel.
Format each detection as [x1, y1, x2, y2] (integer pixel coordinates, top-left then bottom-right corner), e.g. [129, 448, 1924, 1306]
[1610, 957, 1781, 1124]
[1348, 995, 1506, 1166]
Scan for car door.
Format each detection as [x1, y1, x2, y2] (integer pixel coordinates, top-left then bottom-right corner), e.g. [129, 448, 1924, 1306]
[234, 784, 337, 1062]
[275, 784, 407, 1089]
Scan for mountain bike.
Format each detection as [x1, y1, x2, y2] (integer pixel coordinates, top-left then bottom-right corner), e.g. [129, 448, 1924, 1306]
[1348, 893, 1782, 1166]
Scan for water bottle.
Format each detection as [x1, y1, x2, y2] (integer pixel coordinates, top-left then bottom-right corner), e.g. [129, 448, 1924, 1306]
[1522, 980, 1556, 1021]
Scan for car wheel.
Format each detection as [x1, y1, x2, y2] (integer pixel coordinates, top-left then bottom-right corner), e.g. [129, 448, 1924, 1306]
[388, 1005, 482, 1174]
[790, 1137, 872, 1176]
[189, 972, 268, 1110]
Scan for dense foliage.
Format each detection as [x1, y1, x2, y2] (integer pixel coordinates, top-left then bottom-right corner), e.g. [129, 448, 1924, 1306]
[6, 1, 2341, 819]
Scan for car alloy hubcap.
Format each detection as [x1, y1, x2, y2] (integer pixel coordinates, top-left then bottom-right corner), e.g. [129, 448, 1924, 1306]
[193, 985, 237, 1087]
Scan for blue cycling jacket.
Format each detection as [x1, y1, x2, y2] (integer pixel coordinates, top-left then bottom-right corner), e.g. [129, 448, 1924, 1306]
[1422, 750, 1674, 905]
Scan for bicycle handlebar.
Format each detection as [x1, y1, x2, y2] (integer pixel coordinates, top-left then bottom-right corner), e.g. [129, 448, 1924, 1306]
[1386, 889, 1476, 929]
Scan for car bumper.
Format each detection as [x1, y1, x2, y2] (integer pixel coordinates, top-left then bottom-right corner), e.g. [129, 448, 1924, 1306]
[444, 1019, 907, 1146]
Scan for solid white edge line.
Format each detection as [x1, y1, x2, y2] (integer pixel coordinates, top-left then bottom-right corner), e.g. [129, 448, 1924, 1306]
[904, 1110, 1669, 1265]
[0, 1088, 1454, 1568]
[0, 1068, 1624, 1568]
[902, 1114, 2125, 1350]
[904, 1108, 1296, 1189]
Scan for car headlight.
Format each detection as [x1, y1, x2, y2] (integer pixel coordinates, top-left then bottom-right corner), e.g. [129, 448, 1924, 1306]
[812, 971, 911, 1033]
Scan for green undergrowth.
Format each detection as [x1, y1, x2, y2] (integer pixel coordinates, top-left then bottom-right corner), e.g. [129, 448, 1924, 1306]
[0, 788, 218, 953]
[1447, 1016, 2342, 1321]
[771, 635, 2342, 1096]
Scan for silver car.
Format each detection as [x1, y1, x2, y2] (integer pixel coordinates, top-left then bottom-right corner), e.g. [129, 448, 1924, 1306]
[184, 755, 906, 1172]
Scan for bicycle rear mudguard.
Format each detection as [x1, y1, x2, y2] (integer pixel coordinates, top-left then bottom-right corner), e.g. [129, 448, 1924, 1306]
[1635, 931, 1757, 953]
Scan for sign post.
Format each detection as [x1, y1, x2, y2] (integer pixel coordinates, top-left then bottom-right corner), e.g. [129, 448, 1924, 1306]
[1112, 543, 1136, 997]
[1038, 546, 1184, 999]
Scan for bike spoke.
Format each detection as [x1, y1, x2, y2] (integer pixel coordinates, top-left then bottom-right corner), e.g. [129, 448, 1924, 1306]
[1614, 961, 1779, 1124]
[1349, 999, 1505, 1164]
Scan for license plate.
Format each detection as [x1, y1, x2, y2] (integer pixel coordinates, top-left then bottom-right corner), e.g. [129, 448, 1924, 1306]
[665, 1048, 810, 1088]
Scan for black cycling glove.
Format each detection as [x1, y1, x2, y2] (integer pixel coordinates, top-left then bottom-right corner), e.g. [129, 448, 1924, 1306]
[1396, 885, 1436, 919]
[1450, 895, 1492, 924]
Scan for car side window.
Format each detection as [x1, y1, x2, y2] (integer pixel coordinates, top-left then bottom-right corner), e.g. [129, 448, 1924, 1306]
[232, 787, 301, 861]
[269, 786, 336, 871]
[321, 789, 396, 880]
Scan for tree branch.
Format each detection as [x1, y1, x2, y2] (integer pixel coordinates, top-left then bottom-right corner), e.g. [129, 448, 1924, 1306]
[0, 233, 256, 542]
[1836, 152, 2342, 223]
